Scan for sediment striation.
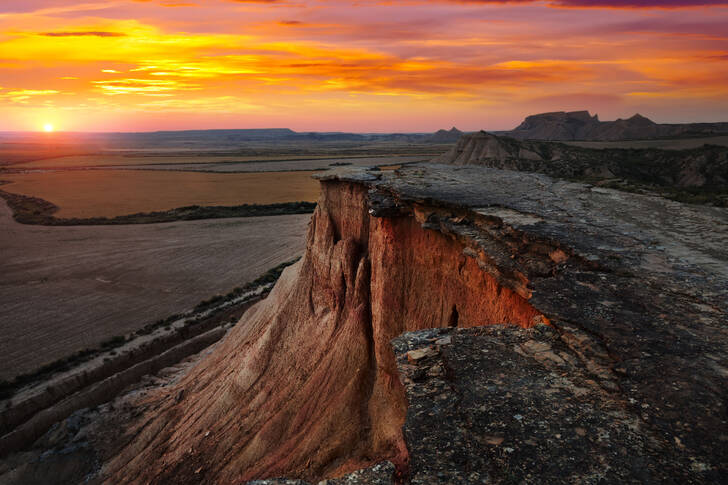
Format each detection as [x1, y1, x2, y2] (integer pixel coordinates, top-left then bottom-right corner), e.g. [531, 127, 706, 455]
[434, 131, 728, 205]
[2, 164, 727, 484]
[100, 167, 545, 484]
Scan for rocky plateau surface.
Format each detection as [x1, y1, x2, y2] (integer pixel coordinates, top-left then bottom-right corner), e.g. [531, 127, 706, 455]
[1, 164, 727, 484]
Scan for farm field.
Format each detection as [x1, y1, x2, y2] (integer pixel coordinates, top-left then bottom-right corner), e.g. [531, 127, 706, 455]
[0, 133, 440, 383]
[0, 199, 311, 380]
[0, 170, 320, 218]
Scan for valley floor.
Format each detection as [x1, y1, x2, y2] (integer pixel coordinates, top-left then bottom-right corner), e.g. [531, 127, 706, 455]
[0, 199, 310, 380]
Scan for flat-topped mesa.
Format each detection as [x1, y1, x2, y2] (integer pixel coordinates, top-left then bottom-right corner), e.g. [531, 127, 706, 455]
[102, 169, 548, 484]
[99, 165, 727, 484]
[503, 109, 728, 140]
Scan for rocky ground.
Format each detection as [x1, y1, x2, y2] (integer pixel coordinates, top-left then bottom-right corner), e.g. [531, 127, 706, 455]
[434, 131, 728, 206]
[1, 164, 726, 484]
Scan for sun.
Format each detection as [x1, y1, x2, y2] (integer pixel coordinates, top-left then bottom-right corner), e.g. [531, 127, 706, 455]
[43, 123, 54, 133]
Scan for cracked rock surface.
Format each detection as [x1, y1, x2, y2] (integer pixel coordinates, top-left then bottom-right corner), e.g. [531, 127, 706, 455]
[394, 326, 710, 484]
[320, 164, 728, 482]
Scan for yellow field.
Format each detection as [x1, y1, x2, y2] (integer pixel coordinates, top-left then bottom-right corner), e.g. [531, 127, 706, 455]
[1, 170, 320, 218]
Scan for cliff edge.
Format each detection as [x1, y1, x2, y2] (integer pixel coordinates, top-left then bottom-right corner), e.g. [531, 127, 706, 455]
[2, 164, 727, 484]
[433, 131, 728, 202]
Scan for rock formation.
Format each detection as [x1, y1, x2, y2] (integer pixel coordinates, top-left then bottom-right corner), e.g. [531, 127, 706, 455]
[2, 164, 727, 484]
[434, 131, 728, 197]
[424, 127, 463, 144]
[502, 110, 728, 141]
[100, 172, 543, 484]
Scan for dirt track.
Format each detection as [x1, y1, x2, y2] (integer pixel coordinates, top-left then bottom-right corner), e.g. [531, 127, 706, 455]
[0, 200, 310, 380]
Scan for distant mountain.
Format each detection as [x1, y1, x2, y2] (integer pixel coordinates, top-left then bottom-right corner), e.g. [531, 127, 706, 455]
[500, 111, 728, 141]
[433, 131, 728, 194]
[425, 127, 463, 143]
[93, 128, 462, 147]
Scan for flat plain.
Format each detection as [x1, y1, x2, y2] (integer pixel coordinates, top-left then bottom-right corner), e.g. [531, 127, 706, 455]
[13, 154, 428, 171]
[0, 170, 321, 218]
[0, 200, 311, 380]
[0, 134, 447, 383]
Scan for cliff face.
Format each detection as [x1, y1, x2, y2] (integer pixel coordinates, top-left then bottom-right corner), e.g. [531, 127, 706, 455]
[3, 164, 727, 484]
[103, 179, 544, 484]
[434, 131, 728, 192]
[504, 110, 728, 141]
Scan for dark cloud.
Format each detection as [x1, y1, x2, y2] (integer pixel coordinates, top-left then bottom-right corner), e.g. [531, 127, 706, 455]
[556, 0, 728, 6]
[39, 31, 127, 37]
[452, 0, 728, 7]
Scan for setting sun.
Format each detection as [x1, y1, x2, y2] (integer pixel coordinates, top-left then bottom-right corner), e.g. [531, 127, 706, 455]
[43, 123, 54, 133]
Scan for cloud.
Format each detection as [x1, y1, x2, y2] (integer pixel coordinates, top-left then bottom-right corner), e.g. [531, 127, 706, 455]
[92, 78, 201, 95]
[552, 0, 728, 7]
[400, 0, 728, 8]
[39, 31, 127, 37]
[0, 89, 60, 103]
[6, 89, 60, 95]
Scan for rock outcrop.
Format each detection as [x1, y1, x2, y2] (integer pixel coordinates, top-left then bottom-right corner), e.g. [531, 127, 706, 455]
[424, 127, 463, 144]
[100, 172, 543, 484]
[502, 110, 728, 141]
[2, 164, 727, 484]
[434, 131, 728, 195]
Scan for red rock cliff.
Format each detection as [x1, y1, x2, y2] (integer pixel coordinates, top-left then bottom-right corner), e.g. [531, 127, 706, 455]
[103, 180, 544, 484]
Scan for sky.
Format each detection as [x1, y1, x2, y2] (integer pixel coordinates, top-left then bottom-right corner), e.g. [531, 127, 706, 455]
[0, 0, 727, 132]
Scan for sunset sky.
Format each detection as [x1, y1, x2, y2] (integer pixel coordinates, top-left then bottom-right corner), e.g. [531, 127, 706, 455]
[1, 0, 727, 132]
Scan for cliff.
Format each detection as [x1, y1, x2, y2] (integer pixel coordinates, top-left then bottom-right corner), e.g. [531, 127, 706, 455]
[502, 110, 728, 141]
[2, 165, 727, 484]
[433, 131, 728, 200]
[99, 170, 544, 484]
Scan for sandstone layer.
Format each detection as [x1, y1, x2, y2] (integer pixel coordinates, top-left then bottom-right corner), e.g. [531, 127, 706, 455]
[434, 131, 728, 192]
[2, 164, 726, 484]
[100, 170, 544, 484]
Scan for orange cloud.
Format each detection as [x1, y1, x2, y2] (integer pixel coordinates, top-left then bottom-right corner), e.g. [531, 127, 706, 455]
[0, 0, 726, 131]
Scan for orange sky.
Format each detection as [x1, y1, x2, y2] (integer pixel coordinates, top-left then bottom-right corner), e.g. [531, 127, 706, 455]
[1, 0, 727, 132]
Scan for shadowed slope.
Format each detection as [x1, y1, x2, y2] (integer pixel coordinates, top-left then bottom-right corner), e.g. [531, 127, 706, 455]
[102, 180, 542, 484]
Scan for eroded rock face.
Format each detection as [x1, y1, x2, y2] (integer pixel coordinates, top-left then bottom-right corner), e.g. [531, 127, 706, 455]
[101, 180, 544, 484]
[20, 164, 725, 484]
[433, 131, 728, 189]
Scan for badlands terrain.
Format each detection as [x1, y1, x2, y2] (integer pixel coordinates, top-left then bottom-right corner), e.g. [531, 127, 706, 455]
[1, 114, 727, 483]
[0, 130, 446, 384]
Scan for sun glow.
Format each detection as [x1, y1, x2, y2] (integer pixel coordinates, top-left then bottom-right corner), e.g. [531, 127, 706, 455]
[43, 123, 54, 132]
